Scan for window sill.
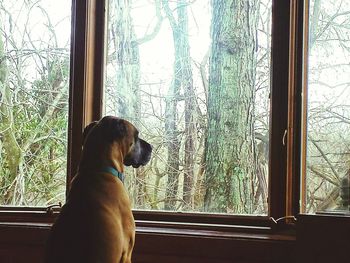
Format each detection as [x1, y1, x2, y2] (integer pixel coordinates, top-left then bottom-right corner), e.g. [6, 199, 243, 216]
[0, 207, 296, 236]
[0, 220, 295, 243]
[0, 218, 296, 262]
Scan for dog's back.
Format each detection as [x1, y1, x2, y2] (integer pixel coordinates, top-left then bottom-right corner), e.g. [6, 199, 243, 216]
[45, 116, 151, 263]
[45, 172, 135, 263]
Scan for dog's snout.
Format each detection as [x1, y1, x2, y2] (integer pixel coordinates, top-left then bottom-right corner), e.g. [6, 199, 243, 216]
[140, 139, 152, 152]
[123, 137, 152, 168]
[139, 139, 152, 165]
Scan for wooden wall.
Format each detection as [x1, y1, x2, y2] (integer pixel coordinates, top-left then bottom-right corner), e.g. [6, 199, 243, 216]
[0, 223, 296, 263]
[297, 214, 350, 263]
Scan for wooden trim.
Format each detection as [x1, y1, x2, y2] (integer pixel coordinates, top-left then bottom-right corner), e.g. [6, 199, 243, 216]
[0, 206, 278, 237]
[0, 211, 57, 224]
[67, 0, 106, 184]
[133, 210, 271, 228]
[297, 214, 350, 263]
[299, 0, 310, 214]
[286, 0, 297, 218]
[85, 0, 106, 122]
[67, 0, 89, 183]
[286, 0, 305, 217]
[0, 221, 294, 241]
[0, 208, 272, 232]
[0, 222, 296, 263]
[135, 221, 271, 235]
[269, 0, 291, 220]
[292, 0, 306, 216]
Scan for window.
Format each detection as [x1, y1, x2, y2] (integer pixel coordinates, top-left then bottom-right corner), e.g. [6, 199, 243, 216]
[104, 0, 272, 215]
[0, 0, 71, 206]
[1, 0, 348, 235]
[302, 0, 350, 213]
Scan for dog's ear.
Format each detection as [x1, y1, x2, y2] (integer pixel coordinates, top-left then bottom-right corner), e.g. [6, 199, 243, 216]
[82, 121, 98, 145]
[107, 118, 128, 142]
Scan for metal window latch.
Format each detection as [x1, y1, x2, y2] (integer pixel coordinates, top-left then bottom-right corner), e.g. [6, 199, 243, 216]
[282, 129, 288, 146]
[46, 202, 62, 215]
[270, 216, 297, 226]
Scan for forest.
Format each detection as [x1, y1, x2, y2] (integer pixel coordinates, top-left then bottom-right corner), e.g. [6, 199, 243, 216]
[0, 0, 349, 215]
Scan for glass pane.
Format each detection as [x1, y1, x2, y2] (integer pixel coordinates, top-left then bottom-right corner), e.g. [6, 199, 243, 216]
[104, 0, 271, 214]
[0, 0, 71, 206]
[304, 0, 350, 213]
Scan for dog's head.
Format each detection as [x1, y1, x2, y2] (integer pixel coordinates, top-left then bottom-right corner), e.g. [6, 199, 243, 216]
[82, 116, 152, 169]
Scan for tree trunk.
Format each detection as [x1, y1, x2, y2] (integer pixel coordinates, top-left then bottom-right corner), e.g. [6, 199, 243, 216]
[109, 0, 144, 207]
[179, 0, 195, 210]
[204, 0, 259, 213]
[163, 0, 195, 210]
[110, 0, 141, 124]
[309, 0, 321, 49]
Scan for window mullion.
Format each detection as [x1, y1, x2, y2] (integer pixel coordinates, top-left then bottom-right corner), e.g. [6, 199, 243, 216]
[67, 0, 89, 185]
[287, 0, 307, 216]
[269, 0, 292, 220]
[67, 0, 106, 184]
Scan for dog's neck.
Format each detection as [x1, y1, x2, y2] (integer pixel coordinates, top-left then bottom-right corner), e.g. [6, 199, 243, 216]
[100, 166, 124, 182]
[79, 141, 126, 175]
[108, 142, 126, 174]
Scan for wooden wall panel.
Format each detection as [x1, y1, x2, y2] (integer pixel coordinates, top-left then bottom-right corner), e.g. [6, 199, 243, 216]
[0, 223, 296, 263]
[297, 214, 350, 263]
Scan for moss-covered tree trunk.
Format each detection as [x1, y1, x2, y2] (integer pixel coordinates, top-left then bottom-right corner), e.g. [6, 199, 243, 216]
[111, 0, 141, 123]
[181, 1, 196, 210]
[204, 0, 259, 213]
[163, 0, 195, 210]
[163, 0, 181, 210]
[110, 0, 144, 207]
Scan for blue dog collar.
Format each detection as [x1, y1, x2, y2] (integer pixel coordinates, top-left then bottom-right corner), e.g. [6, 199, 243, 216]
[101, 166, 124, 183]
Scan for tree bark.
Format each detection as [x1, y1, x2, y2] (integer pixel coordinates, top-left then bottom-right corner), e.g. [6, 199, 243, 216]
[109, 0, 145, 207]
[204, 0, 259, 213]
[110, 0, 141, 123]
[179, 0, 195, 210]
[163, 0, 195, 210]
[162, 0, 180, 210]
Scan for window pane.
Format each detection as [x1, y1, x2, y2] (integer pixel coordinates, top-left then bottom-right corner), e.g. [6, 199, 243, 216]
[304, 0, 350, 213]
[0, 0, 71, 206]
[104, 0, 271, 214]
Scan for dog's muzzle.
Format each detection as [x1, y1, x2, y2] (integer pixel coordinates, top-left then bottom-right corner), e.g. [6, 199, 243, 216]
[124, 138, 152, 168]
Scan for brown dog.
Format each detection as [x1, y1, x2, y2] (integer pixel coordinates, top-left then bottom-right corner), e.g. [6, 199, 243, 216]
[45, 116, 152, 263]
